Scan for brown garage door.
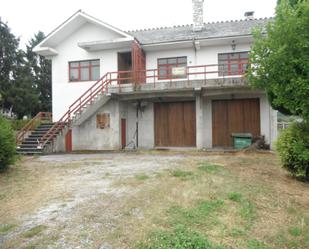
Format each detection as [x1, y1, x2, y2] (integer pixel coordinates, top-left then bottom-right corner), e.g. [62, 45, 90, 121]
[154, 102, 196, 147]
[212, 99, 260, 147]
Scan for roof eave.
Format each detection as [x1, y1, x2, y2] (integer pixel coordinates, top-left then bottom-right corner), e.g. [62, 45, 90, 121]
[33, 47, 58, 56]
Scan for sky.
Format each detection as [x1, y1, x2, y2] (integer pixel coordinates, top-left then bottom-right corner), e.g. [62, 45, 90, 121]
[0, 0, 277, 48]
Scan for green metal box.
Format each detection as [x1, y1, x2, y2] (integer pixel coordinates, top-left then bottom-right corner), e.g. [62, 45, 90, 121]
[232, 133, 252, 149]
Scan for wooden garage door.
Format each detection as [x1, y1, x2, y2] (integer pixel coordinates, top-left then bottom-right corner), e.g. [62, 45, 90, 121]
[154, 102, 196, 147]
[212, 99, 260, 147]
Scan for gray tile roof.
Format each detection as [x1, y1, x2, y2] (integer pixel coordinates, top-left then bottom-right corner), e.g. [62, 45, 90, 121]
[128, 18, 272, 45]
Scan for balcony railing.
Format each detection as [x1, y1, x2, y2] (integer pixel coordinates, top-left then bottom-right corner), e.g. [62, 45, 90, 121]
[109, 64, 247, 86]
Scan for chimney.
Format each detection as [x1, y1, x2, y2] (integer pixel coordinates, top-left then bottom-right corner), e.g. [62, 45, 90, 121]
[244, 11, 255, 20]
[192, 0, 204, 32]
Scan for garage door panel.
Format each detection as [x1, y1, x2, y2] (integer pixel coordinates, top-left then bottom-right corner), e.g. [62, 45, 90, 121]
[212, 100, 228, 147]
[183, 102, 196, 147]
[168, 103, 184, 146]
[212, 99, 260, 147]
[243, 99, 260, 137]
[154, 102, 196, 147]
[154, 103, 169, 146]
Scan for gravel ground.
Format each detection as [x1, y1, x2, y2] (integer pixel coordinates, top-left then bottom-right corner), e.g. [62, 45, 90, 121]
[0, 152, 194, 248]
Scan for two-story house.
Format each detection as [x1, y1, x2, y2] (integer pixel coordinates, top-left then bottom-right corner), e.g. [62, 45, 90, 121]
[22, 0, 277, 153]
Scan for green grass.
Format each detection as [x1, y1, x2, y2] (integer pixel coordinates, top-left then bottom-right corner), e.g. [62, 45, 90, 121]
[0, 224, 15, 234]
[197, 163, 222, 173]
[170, 170, 194, 178]
[288, 226, 302, 237]
[136, 225, 225, 249]
[23, 225, 47, 238]
[135, 174, 150, 181]
[168, 199, 224, 227]
[247, 239, 272, 249]
[228, 192, 242, 202]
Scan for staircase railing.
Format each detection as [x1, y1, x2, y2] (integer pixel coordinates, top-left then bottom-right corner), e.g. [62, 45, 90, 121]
[39, 73, 112, 148]
[16, 112, 52, 145]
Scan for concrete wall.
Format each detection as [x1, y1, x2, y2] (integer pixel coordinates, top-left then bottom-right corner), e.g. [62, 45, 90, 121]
[126, 102, 155, 149]
[72, 99, 121, 150]
[51, 92, 277, 152]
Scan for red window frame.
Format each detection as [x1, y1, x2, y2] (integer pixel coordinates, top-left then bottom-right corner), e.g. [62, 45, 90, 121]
[157, 56, 187, 80]
[68, 59, 100, 82]
[218, 52, 249, 76]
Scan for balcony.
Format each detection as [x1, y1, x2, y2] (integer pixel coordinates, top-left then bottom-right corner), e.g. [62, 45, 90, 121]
[107, 64, 248, 96]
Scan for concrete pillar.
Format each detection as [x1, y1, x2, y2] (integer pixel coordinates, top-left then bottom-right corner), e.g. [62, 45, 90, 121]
[196, 94, 204, 149]
[204, 98, 212, 148]
[114, 100, 121, 149]
[270, 109, 278, 150]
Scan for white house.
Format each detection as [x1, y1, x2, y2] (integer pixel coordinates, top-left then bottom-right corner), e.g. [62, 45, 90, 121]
[24, 0, 277, 153]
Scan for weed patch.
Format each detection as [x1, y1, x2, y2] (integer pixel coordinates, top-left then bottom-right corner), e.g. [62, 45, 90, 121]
[0, 224, 15, 234]
[23, 225, 47, 238]
[168, 199, 224, 227]
[288, 226, 302, 237]
[228, 192, 242, 202]
[197, 162, 222, 173]
[170, 170, 194, 178]
[135, 174, 150, 181]
[136, 225, 225, 249]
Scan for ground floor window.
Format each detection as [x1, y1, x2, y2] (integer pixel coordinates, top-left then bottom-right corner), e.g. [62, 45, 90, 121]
[69, 59, 100, 82]
[218, 52, 249, 76]
[157, 56, 187, 79]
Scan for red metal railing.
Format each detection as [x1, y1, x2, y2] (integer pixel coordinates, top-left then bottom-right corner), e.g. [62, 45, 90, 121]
[16, 112, 52, 145]
[39, 72, 112, 148]
[39, 63, 246, 149]
[110, 63, 246, 85]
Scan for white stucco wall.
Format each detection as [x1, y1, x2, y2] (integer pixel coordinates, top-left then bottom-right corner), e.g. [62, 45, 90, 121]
[145, 43, 251, 82]
[51, 22, 126, 121]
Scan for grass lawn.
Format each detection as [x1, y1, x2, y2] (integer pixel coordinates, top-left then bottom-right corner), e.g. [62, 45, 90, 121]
[0, 152, 308, 248]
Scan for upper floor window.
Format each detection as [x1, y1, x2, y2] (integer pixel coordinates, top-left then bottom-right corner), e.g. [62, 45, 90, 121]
[158, 56, 187, 79]
[218, 52, 249, 76]
[69, 59, 100, 82]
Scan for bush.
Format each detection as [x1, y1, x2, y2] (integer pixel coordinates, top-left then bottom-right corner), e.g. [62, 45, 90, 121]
[277, 122, 309, 180]
[9, 119, 30, 131]
[0, 116, 16, 171]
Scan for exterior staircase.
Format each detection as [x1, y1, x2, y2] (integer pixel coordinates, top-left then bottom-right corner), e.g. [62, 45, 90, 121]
[16, 72, 115, 154]
[16, 123, 54, 154]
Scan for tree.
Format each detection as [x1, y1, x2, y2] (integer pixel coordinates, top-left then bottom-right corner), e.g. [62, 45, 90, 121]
[0, 19, 51, 118]
[248, 0, 309, 121]
[0, 19, 19, 112]
[25, 31, 52, 113]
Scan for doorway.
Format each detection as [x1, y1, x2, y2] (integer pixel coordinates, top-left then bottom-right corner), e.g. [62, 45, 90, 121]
[117, 52, 132, 84]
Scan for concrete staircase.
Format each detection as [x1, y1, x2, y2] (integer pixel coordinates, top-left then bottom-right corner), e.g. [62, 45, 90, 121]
[16, 123, 55, 154]
[73, 93, 111, 126]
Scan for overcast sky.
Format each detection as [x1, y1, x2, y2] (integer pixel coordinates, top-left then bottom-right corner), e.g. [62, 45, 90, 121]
[1, 0, 277, 48]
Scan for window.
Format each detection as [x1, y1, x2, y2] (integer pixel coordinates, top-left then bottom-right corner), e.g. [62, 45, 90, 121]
[69, 59, 100, 82]
[157, 56, 187, 79]
[96, 113, 110, 129]
[218, 52, 249, 76]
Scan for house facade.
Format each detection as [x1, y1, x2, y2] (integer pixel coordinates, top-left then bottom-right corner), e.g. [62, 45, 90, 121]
[33, 1, 277, 152]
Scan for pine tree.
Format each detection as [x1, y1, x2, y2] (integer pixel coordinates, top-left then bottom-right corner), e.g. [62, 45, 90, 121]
[25, 31, 52, 113]
[0, 19, 19, 113]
